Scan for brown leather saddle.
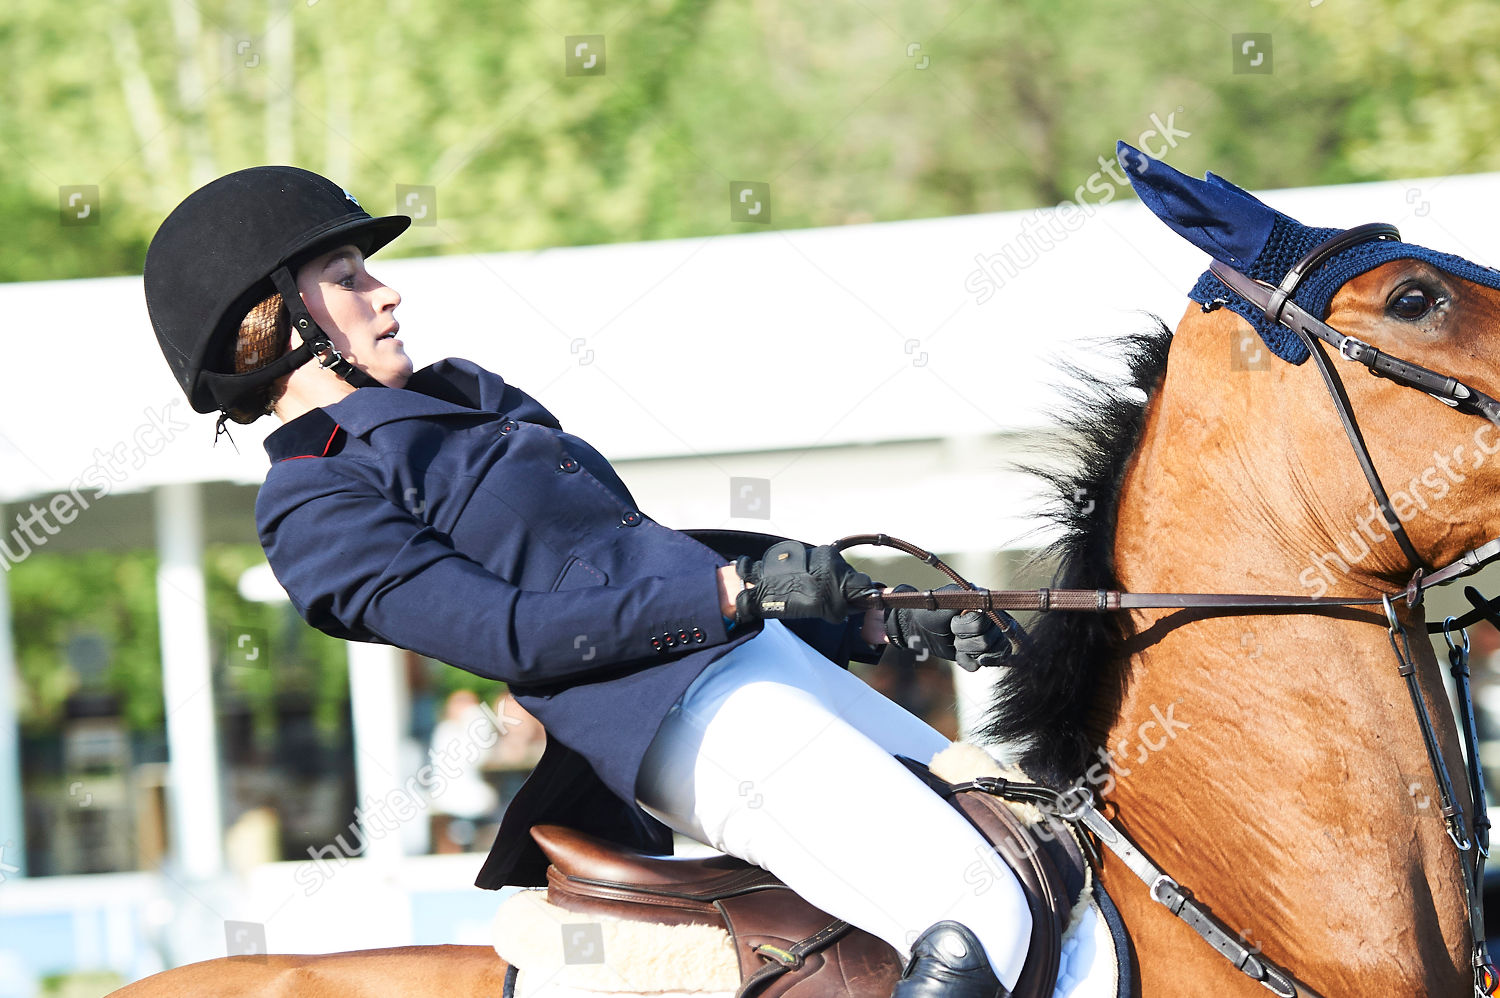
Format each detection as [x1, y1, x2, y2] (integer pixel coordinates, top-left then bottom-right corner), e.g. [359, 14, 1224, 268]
[529, 766, 1090, 998]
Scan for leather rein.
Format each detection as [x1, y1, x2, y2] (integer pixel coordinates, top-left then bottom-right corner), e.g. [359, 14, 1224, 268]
[841, 222, 1500, 997]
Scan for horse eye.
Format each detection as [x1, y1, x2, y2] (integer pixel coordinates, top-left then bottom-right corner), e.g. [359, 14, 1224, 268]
[1390, 287, 1436, 320]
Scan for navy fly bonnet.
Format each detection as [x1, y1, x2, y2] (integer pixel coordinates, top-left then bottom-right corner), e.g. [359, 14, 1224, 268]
[1117, 140, 1500, 364]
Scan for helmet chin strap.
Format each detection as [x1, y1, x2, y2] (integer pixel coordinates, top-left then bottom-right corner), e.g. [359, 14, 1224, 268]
[267, 267, 382, 391]
[198, 265, 382, 418]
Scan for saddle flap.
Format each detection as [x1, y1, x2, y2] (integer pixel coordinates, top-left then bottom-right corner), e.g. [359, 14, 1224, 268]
[901, 756, 1089, 998]
[716, 889, 903, 998]
[947, 789, 1067, 998]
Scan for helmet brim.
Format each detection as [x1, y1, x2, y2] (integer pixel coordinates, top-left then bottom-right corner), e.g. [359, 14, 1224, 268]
[284, 212, 412, 272]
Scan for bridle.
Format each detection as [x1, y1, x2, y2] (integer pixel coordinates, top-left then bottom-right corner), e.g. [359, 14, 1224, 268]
[843, 223, 1500, 996]
[1209, 222, 1500, 572]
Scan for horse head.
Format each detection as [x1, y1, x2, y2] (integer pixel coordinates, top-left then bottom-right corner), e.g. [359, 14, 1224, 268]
[1119, 141, 1500, 588]
[987, 144, 1500, 996]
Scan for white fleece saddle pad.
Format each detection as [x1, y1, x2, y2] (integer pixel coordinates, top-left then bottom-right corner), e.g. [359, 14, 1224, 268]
[492, 886, 1119, 998]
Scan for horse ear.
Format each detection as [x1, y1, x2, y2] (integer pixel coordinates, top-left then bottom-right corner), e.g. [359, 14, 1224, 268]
[1116, 141, 1279, 268]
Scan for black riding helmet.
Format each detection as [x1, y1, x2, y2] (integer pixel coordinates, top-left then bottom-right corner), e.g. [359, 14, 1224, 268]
[144, 166, 410, 422]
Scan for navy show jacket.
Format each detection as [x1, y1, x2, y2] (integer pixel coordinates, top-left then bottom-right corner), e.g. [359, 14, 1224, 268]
[257, 358, 870, 887]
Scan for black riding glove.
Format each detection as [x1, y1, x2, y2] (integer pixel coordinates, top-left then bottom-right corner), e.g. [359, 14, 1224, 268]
[735, 541, 877, 626]
[883, 584, 1023, 671]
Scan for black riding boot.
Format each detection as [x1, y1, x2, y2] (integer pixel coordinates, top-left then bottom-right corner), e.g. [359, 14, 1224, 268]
[890, 921, 1012, 998]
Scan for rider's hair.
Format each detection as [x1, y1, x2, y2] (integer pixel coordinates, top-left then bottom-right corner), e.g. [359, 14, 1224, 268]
[230, 291, 292, 421]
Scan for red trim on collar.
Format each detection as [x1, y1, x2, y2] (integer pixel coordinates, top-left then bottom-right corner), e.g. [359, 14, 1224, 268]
[280, 424, 344, 461]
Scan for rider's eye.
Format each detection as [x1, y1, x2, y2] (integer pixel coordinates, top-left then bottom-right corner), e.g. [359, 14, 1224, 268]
[1389, 286, 1438, 320]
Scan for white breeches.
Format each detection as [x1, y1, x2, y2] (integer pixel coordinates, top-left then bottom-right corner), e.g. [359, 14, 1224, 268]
[634, 620, 1032, 990]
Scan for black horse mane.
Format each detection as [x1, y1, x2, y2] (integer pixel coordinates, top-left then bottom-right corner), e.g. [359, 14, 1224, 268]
[979, 322, 1173, 787]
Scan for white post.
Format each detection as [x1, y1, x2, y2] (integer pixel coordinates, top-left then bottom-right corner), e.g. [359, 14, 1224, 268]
[153, 482, 224, 879]
[0, 562, 24, 878]
[346, 642, 409, 864]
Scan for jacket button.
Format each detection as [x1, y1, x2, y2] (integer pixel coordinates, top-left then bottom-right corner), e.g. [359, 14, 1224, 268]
[621, 510, 642, 526]
[662, 632, 676, 648]
[650, 637, 663, 652]
[499, 419, 519, 433]
[559, 457, 579, 473]
[692, 628, 705, 643]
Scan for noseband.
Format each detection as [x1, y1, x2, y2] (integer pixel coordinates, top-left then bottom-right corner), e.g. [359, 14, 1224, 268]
[846, 223, 1500, 996]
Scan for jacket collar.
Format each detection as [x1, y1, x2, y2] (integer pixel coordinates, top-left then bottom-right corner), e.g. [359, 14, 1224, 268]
[264, 407, 343, 462]
[323, 382, 484, 436]
[263, 357, 533, 462]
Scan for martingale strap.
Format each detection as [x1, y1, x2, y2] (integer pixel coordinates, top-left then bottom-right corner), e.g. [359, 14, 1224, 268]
[1458, 589, 1497, 861]
[953, 778, 1324, 998]
[1383, 596, 1469, 850]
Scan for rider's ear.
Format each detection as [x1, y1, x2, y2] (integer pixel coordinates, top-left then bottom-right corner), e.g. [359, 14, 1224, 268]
[1116, 140, 1287, 270]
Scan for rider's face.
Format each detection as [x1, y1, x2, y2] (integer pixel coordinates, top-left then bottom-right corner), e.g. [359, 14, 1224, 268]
[294, 244, 411, 389]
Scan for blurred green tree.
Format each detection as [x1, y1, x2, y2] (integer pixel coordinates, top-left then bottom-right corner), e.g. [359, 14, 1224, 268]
[10, 550, 164, 732]
[10, 544, 350, 740]
[1, 0, 1495, 282]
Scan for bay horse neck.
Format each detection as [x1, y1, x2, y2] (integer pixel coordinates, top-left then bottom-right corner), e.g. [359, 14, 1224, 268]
[1116, 305, 1422, 594]
[1101, 304, 1473, 995]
